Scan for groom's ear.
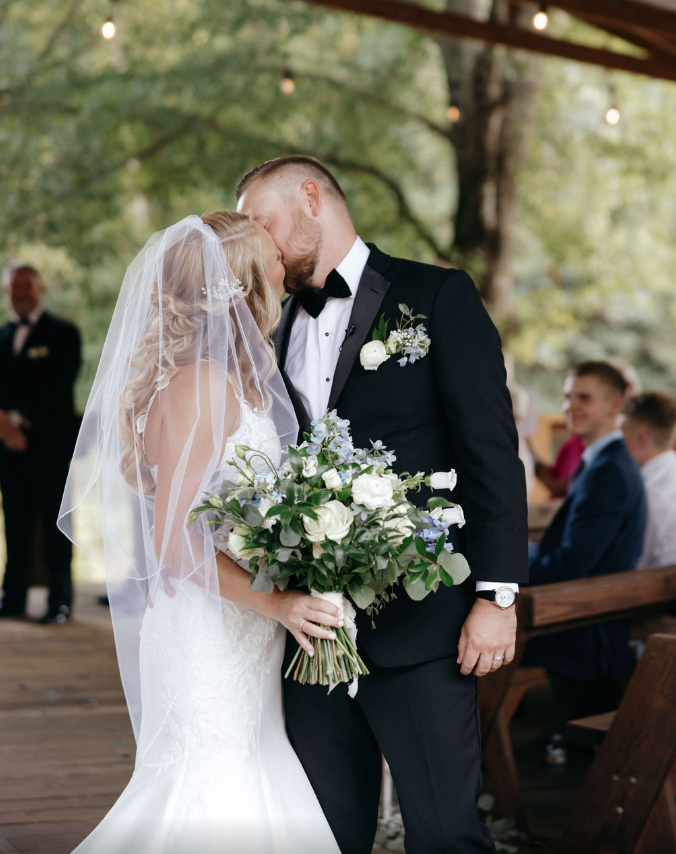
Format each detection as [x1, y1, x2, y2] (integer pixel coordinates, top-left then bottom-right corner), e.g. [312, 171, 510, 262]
[300, 179, 322, 217]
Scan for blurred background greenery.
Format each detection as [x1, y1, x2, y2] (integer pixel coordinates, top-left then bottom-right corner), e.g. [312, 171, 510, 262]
[2, 0, 676, 414]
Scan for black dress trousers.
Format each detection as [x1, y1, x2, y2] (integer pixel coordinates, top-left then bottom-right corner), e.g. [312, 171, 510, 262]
[283, 646, 495, 854]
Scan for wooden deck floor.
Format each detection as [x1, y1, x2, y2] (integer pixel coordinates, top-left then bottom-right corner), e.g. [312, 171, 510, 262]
[0, 586, 582, 853]
[0, 586, 134, 853]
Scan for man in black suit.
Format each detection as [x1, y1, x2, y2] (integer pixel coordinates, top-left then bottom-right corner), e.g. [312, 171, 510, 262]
[0, 264, 81, 623]
[237, 157, 528, 854]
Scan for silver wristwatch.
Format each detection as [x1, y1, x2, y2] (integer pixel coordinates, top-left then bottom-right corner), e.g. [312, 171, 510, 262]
[476, 586, 518, 610]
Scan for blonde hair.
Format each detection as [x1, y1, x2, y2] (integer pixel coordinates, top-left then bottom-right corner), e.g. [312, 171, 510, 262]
[119, 211, 281, 493]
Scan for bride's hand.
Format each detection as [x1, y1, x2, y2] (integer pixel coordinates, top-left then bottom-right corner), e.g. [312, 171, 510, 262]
[270, 590, 343, 656]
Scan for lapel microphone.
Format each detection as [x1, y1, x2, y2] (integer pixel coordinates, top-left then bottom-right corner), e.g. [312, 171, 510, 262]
[341, 325, 356, 349]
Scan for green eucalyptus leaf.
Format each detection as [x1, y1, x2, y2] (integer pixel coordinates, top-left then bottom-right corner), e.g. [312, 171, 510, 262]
[276, 547, 293, 563]
[437, 550, 471, 585]
[250, 569, 274, 594]
[403, 576, 430, 601]
[241, 503, 263, 526]
[279, 527, 301, 547]
[348, 584, 376, 609]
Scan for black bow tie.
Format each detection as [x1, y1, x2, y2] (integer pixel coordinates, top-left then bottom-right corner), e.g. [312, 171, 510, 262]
[296, 269, 352, 319]
[16, 318, 32, 327]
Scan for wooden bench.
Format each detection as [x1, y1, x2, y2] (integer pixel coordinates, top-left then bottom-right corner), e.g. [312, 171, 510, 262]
[559, 634, 676, 854]
[478, 564, 676, 834]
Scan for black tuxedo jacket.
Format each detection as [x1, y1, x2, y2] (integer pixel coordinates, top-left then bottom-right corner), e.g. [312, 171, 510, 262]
[0, 311, 81, 458]
[274, 245, 529, 667]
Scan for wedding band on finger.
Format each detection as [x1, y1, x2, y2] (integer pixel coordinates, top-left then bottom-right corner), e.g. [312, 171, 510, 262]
[493, 655, 504, 661]
[299, 619, 307, 633]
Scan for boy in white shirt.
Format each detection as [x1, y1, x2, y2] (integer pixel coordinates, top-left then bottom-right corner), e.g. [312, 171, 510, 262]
[621, 391, 676, 569]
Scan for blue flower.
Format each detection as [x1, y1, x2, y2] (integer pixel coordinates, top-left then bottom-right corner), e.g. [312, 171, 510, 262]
[306, 443, 322, 456]
[310, 422, 329, 442]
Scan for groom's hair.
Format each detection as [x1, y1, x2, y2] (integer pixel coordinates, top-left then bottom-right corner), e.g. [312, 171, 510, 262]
[236, 156, 347, 206]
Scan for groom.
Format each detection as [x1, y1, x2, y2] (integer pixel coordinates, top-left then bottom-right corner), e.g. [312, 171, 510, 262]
[237, 156, 528, 854]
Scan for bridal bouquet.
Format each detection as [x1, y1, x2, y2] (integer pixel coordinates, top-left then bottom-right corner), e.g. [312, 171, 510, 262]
[190, 410, 470, 694]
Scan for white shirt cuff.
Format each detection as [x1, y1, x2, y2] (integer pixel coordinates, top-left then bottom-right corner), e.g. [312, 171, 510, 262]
[475, 581, 519, 593]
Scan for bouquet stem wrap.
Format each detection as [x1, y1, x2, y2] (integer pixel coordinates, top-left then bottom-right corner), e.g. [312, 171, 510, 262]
[285, 590, 368, 697]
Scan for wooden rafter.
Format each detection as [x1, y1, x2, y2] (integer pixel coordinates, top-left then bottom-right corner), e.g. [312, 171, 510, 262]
[293, 0, 676, 82]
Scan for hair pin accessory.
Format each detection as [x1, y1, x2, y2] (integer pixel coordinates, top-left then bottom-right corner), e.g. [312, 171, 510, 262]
[202, 277, 245, 302]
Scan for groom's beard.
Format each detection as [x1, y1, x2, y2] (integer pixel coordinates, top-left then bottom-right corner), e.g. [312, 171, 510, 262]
[282, 211, 323, 295]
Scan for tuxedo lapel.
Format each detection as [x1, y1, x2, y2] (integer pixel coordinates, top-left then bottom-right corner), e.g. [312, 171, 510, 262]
[327, 261, 391, 411]
[273, 297, 300, 371]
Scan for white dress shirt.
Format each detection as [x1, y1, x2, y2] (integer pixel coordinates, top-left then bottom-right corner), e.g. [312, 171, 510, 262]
[285, 236, 516, 596]
[286, 236, 369, 421]
[637, 450, 676, 569]
[12, 306, 43, 355]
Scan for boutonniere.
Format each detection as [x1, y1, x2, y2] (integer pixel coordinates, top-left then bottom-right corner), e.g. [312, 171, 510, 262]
[27, 346, 49, 360]
[359, 304, 430, 372]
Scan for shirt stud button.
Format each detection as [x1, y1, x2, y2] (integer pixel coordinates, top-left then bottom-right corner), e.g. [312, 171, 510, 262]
[325, 332, 330, 337]
[326, 377, 330, 382]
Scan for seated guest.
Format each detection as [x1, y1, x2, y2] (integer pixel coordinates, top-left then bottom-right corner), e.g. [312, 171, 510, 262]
[524, 361, 647, 716]
[533, 372, 584, 498]
[621, 391, 676, 569]
[534, 359, 641, 499]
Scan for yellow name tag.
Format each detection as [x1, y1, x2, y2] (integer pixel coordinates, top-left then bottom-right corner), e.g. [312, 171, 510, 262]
[27, 346, 49, 359]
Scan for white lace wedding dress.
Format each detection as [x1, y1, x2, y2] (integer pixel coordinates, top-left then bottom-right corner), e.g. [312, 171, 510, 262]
[72, 399, 340, 854]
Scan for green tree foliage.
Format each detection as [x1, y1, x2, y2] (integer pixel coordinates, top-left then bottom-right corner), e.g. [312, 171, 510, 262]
[2, 0, 676, 410]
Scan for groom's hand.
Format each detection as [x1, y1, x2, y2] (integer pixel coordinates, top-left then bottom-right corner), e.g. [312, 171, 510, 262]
[457, 599, 516, 677]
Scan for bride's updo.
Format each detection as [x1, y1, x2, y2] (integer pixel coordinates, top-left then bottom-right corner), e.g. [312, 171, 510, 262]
[119, 211, 281, 493]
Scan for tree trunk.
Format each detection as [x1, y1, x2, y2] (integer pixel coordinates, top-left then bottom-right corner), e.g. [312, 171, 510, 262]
[440, 0, 541, 344]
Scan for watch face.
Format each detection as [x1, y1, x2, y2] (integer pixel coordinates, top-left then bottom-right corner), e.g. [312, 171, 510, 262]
[495, 587, 515, 608]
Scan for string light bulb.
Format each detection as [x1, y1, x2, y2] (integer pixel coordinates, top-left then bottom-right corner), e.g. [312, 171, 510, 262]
[280, 70, 295, 96]
[102, 19, 116, 39]
[605, 106, 620, 125]
[533, 3, 548, 31]
[447, 105, 460, 123]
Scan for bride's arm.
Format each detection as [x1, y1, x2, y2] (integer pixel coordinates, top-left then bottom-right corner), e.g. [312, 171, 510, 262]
[151, 364, 340, 656]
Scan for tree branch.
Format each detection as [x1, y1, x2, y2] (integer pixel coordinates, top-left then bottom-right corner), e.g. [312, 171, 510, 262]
[326, 156, 451, 260]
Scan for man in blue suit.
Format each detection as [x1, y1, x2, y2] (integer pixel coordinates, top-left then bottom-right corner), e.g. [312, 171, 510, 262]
[525, 361, 647, 716]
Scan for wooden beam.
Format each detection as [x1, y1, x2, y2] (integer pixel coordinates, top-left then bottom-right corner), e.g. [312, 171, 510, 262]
[296, 0, 676, 82]
[510, 0, 676, 39]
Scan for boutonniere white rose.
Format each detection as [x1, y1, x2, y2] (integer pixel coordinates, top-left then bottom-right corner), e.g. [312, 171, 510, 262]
[359, 304, 431, 372]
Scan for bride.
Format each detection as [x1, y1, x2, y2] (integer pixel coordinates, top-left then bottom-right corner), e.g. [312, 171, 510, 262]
[58, 213, 342, 853]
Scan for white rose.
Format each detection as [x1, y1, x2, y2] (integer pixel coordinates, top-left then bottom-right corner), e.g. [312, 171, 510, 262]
[382, 508, 415, 545]
[429, 470, 457, 491]
[360, 340, 391, 371]
[352, 472, 395, 511]
[302, 456, 319, 478]
[227, 529, 264, 560]
[234, 464, 256, 486]
[429, 505, 465, 528]
[440, 505, 465, 528]
[258, 496, 278, 531]
[302, 500, 353, 543]
[322, 468, 342, 490]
